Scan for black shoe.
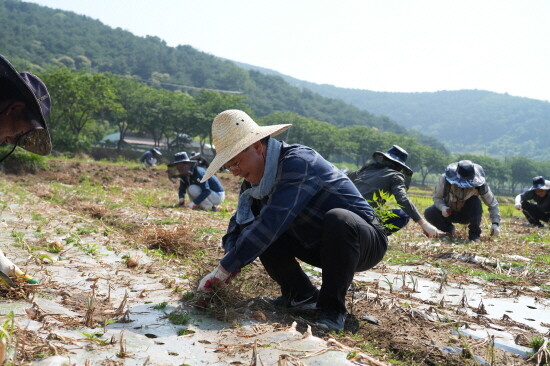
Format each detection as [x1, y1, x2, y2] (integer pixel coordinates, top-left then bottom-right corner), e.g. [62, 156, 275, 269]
[265, 289, 318, 311]
[316, 310, 346, 331]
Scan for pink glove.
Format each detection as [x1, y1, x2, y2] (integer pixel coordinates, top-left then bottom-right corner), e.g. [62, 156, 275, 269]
[186, 201, 198, 210]
[442, 206, 452, 218]
[197, 265, 233, 292]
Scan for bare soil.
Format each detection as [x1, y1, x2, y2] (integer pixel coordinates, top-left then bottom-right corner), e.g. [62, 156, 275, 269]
[1, 159, 549, 365]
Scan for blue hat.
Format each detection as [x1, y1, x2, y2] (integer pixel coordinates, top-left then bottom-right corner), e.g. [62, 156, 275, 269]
[373, 145, 413, 175]
[445, 160, 486, 188]
[529, 176, 550, 191]
[0, 54, 51, 155]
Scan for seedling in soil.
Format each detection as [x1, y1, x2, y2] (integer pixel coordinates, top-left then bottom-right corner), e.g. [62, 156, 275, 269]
[177, 328, 195, 336]
[80, 331, 109, 345]
[168, 312, 190, 325]
[381, 276, 393, 293]
[152, 302, 168, 310]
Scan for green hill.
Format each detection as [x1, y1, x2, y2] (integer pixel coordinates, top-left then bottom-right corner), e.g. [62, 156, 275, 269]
[234, 62, 550, 161]
[0, 0, 447, 154]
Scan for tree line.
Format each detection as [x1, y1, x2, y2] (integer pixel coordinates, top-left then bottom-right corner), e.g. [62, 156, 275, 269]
[37, 68, 549, 195]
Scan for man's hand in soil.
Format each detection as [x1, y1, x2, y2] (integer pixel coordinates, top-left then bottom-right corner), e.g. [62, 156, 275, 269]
[197, 265, 233, 292]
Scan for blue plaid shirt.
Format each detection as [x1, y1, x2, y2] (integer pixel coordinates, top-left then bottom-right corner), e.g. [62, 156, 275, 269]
[220, 142, 379, 273]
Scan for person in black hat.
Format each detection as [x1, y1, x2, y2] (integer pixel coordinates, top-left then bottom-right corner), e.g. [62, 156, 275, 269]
[514, 176, 550, 228]
[348, 145, 442, 237]
[190, 151, 210, 168]
[424, 160, 501, 242]
[139, 147, 162, 167]
[0, 54, 53, 284]
[167, 151, 225, 211]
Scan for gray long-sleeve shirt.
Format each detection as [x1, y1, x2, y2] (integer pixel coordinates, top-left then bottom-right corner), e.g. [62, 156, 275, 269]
[433, 175, 501, 224]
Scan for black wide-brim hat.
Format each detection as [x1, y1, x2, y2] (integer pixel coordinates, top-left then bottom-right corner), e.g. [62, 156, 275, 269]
[529, 176, 550, 191]
[445, 160, 486, 188]
[167, 151, 196, 167]
[373, 145, 413, 176]
[0, 54, 51, 155]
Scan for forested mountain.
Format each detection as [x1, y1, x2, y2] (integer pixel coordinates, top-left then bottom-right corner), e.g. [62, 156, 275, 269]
[234, 62, 550, 161]
[0, 0, 446, 153]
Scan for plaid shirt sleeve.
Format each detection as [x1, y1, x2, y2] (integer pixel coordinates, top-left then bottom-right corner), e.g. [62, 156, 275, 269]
[220, 150, 323, 273]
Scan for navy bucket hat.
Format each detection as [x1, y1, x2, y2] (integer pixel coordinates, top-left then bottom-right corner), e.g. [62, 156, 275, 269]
[168, 152, 195, 167]
[0, 54, 52, 156]
[373, 145, 413, 175]
[445, 160, 486, 188]
[529, 176, 550, 191]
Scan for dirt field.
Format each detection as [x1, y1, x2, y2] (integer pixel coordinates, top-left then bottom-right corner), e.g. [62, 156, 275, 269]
[1, 158, 549, 365]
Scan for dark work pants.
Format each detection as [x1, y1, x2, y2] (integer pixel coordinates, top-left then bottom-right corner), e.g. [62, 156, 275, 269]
[521, 201, 550, 225]
[385, 209, 410, 235]
[259, 208, 387, 314]
[424, 196, 483, 240]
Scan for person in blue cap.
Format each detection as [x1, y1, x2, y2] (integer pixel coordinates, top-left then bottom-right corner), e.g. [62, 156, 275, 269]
[514, 176, 550, 228]
[349, 145, 442, 237]
[0, 54, 53, 284]
[167, 151, 225, 211]
[424, 160, 501, 242]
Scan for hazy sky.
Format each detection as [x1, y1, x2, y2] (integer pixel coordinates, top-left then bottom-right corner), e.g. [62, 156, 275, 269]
[27, 0, 550, 102]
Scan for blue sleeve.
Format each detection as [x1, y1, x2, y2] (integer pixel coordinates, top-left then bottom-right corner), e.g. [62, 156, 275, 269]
[178, 179, 188, 199]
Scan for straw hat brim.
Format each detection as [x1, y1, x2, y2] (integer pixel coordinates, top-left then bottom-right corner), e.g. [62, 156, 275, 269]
[201, 123, 291, 182]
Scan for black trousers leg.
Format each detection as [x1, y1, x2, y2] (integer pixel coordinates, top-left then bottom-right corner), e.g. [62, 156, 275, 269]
[259, 233, 317, 300]
[521, 201, 549, 224]
[425, 196, 482, 239]
[260, 208, 387, 314]
[459, 196, 482, 240]
[424, 205, 453, 232]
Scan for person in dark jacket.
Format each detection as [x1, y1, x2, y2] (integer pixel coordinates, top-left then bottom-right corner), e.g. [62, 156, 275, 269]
[514, 176, 550, 227]
[348, 145, 441, 237]
[190, 151, 210, 168]
[167, 151, 225, 211]
[140, 148, 162, 167]
[425, 160, 501, 242]
[196, 110, 387, 331]
[0, 54, 53, 284]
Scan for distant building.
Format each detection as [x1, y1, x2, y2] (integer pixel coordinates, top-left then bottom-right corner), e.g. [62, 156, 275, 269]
[97, 132, 215, 161]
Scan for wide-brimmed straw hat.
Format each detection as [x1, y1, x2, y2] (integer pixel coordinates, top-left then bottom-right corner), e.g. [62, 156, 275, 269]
[529, 176, 550, 191]
[373, 145, 413, 175]
[445, 160, 486, 188]
[0, 54, 51, 155]
[201, 110, 291, 182]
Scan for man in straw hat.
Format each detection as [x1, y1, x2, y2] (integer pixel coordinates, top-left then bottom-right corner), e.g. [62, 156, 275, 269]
[424, 160, 501, 242]
[514, 176, 550, 228]
[0, 54, 53, 284]
[349, 145, 442, 237]
[167, 151, 225, 211]
[196, 109, 387, 331]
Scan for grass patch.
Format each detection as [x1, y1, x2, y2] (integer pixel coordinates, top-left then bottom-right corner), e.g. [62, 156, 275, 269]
[384, 250, 424, 266]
